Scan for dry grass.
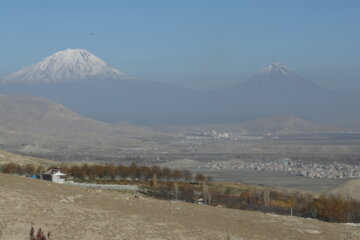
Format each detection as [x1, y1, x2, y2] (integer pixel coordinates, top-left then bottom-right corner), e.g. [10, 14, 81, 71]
[0, 173, 359, 240]
[0, 150, 55, 166]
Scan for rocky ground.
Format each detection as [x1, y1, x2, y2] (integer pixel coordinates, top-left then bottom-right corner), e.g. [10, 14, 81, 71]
[0, 173, 359, 240]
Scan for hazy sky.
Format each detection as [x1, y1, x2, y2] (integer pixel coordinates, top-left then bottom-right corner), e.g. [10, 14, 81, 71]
[0, 0, 359, 91]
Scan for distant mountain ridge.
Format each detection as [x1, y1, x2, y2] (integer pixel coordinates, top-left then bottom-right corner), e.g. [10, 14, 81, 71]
[214, 62, 336, 113]
[155, 114, 340, 135]
[0, 95, 156, 154]
[0, 49, 359, 127]
[238, 115, 338, 134]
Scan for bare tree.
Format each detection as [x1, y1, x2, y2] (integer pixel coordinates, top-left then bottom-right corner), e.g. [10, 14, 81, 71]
[151, 174, 158, 196]
[171, 182, 180, 200]
[201, 180, 211, 205]
[162, 167, 173, 181]
[152, 165, 162, 180]
[172, 169, 183, 182]
[182, 170, 192, 182]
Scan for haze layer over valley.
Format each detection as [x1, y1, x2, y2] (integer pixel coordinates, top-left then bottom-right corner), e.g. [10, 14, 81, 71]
[1, 49, 359, 127]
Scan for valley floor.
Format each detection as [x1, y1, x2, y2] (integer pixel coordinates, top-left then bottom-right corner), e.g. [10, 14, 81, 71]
[0, 174, 359, 240]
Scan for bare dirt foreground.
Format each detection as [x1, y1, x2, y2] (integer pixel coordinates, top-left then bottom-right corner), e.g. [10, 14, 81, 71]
[0, 174, 359, 240]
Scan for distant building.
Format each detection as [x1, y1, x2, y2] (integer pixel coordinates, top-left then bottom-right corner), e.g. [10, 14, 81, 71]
[195, 198, 204, 204]
[42, 169, 66, 184]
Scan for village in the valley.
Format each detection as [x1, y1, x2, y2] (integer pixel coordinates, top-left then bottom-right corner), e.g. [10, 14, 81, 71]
[204, 159, 360, 179]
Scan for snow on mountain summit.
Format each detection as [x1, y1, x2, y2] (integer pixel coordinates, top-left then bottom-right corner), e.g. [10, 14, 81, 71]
[239, 62, 321, 89]
[2, 49, 127, 83]
[261, 62, 292, 75]
[248, 62, 309, 83]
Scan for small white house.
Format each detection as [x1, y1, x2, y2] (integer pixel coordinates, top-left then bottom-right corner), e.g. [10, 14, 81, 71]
[42, 169, 67, 184]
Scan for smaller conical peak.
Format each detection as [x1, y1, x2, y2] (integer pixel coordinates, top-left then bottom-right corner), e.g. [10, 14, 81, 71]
[261, 63, 292, 75]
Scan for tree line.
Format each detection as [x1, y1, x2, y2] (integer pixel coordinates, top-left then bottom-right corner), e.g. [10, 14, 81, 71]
[0, 162, 210, 183]
[2, 161, 360, 223]
[153, 183, 360, 223]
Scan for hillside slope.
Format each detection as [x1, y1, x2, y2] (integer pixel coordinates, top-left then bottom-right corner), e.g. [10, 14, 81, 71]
[0, 173, 359, 240]
[0, 95, 157, 155]
[155, 114, 339, 135]
[329, 179, 360, 201]
[0, 149, 55, 166]
[238, 115, 337, 134]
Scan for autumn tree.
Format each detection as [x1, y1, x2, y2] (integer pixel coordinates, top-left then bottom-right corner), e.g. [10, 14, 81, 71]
[79, 164, 90, 179]
[128, 162, 140, 180]
[35, 165, 45, 178]
[1, 162, 18, 174]
[140, 165, 152, 181]
[94, 164, 106, 179]
[70, 165, 84, 179]
[172, 169, 183, 182]
[105, 164, 116, 180]
[152, 165, 163, 180]
[195, 173, 205, 183]
[182, 170, 192, 182]
[179, 183, 195, 202]
[117, 165, 129, 180]
[24, 164, 36, 176]
[162, 167, 173, 181]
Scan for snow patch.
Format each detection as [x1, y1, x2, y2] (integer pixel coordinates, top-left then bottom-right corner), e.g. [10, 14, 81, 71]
[261, 62, 292, 75]
[2, 49, 128, 83]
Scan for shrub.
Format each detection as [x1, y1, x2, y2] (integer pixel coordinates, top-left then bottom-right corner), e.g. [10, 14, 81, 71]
[29, 226, 51, 240]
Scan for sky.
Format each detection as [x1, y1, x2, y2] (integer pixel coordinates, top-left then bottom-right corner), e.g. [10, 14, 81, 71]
[0, 0, 359, 91]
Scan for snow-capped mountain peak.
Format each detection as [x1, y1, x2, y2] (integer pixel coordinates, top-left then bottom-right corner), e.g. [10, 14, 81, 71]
[242, 62, 317, 87]
[2, 48, 127, 83]
[261, 62, 292, 75]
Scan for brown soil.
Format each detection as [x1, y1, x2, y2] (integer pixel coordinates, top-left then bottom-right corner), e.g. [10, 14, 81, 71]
[0, 173, 359, 240]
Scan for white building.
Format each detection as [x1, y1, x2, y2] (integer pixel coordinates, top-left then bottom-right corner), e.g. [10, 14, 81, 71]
[42, 169, 67, 184]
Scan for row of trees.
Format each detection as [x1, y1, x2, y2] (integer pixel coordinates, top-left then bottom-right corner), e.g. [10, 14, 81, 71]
[234, 189, 360, 223]
[63, 163, 212, 182]
[3, 162, 359, 223]
[1, 162, 45, 176]
[150, 182, 360, 223]
[0, 162, 211, 183]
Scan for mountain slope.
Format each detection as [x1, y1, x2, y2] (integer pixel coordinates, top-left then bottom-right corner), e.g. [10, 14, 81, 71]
[0, 49, 201, 125]
[154, 114, 338, 135]
[329, 179, 360, 201]
[207, 63, 360, 127]
[238, 115, 337, 134]
[1, 51, 358, 126]
[214, 63, 337, 113]
[0, 149, 56, 166]
[0, 95, 156, 154]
